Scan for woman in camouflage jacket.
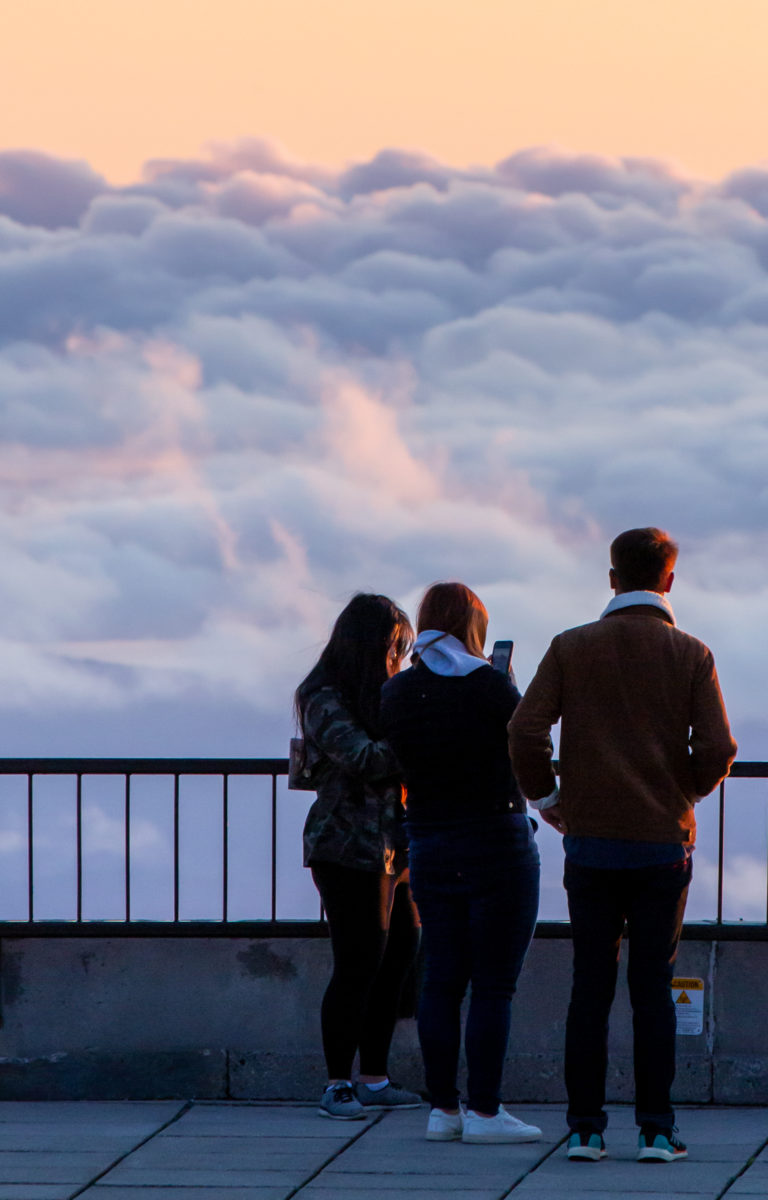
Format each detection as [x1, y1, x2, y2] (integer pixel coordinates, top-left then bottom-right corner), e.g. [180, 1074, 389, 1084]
[296, 593, 422, 1120]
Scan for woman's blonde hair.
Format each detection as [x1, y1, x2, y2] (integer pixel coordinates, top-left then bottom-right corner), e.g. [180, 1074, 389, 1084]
[416, 582, 488, 659]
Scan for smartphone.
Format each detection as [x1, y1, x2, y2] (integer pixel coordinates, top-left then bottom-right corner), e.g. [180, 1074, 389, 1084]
[490, 639, 514, 674]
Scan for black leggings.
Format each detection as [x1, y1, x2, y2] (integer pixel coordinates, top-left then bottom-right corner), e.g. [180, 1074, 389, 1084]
[311, 862, 420, 1080]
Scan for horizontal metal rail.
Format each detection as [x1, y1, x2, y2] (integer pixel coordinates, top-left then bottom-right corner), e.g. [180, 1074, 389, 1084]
[0, 758, 289, 776]
[0, 759, 765, 940]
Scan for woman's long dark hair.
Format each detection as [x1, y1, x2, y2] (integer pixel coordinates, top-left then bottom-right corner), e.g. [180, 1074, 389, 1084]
[295, 593, 413, 736]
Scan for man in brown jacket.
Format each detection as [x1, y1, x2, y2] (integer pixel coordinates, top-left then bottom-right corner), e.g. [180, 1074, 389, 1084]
[508, 528, 736, 1164]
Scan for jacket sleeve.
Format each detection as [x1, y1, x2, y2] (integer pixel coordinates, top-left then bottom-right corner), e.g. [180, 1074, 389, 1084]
[507, 641, 562, 800]
[482, 664, 523, 723]
[689, 650, 738, 797]
[303, 688, 400, 782]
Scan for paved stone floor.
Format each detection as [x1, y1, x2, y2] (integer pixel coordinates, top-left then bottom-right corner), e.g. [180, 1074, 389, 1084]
[1, 1100, 767, 1200]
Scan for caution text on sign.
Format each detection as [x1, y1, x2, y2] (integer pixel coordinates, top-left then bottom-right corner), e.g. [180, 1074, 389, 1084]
[671, 976, 704, 1036]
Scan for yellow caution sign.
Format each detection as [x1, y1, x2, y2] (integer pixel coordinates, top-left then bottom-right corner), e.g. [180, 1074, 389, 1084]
[671, 977, 704, 1035]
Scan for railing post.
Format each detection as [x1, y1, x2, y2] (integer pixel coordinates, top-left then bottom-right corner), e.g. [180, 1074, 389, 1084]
[717, 778, 726, 925]
[76, 774, 83, 924]
[222, 774, 229, 923]
[271, 772, 278, 922]
[173, 774, 180, 923]
[26, 775, 34, 923]
[125, 775, 131, 923]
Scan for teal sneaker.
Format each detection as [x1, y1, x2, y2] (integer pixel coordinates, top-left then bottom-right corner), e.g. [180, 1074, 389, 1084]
[637, 1125, 688, 1162]
[567, 1130, 607, 1161]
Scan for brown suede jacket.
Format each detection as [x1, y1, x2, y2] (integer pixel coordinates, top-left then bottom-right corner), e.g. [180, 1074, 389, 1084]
[508, 604, 737, 844]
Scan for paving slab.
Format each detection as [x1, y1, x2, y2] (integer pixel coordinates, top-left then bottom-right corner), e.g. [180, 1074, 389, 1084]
[167, 1103, 366, 1138]
[516, 1194, 706, 1200]
[0, 1100, 762, 1198]
[99, 1108, 374, 1192]
[100, 1167, 321, 1188]
[0, 1131, 151, 1154]
[313, 1108, 562, 1199]
[115, 1138, 349, 1168]
[727, 1162, 768, 1193]
[300, 1192, 501, 1200]
[0, 1102, 182, 1128]
[0, 1102, 183, 1197]
[92, 1191, 287, 1199]
[305, 1173, 532, 1192]
[0, 1188, 75, 1200]
[0, 1151, 128, 1183]
[510, 1155, 740, 1194]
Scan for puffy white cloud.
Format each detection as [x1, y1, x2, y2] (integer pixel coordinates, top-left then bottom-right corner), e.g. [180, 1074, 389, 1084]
[496, 146, 688, 214]
[144, 136, 333, 189]
[0, 150, 107, 228]
[719, 165, 768, 218]
[338, 148, 458, 198]
[0, 138, 766, 776]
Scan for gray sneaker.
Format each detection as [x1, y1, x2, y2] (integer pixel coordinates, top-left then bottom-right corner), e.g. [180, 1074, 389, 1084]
[356, 1081, 423, 1110]
[318, 1083, 366, 1120]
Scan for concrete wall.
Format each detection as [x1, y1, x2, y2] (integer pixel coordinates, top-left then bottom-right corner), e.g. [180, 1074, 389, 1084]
[0, 936, 765, 1103]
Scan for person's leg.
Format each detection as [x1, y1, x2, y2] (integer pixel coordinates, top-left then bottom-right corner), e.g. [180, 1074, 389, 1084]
[625, 858, 692, 1130]
[358, 869, 421, 1078]
[464, 826, 540, 1116]
[564, 862, 627, 1134]
[409, 856, 470, 1112]
[311, 862, 390, 1082]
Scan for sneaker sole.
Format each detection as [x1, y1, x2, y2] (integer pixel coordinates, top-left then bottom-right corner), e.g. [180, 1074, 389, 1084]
[361, 1101, 424, 1111]
[462, 1132, 542, 1144]
[568, 1147, 607, 1161]
[317, 1107, 367, 1120]
[426, 1129, 463, 1141]
[637, 1148, 688, 1162]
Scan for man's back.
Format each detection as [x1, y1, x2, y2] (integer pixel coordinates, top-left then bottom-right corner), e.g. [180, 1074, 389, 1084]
[509, 604, 737, 843]
[509, 528, 737, 1161]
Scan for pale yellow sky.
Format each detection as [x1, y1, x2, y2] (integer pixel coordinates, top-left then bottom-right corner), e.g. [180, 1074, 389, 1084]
[2, 0, 767, 183]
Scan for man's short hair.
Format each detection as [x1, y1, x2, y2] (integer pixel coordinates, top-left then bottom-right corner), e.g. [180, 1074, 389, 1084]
[610, 527, 678, 592]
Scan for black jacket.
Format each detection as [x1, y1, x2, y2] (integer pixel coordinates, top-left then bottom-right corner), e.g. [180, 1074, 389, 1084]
[381, 662, 525, 827]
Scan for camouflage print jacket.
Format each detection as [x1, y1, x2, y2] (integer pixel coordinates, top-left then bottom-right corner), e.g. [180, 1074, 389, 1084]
[301, 685, 407, 875]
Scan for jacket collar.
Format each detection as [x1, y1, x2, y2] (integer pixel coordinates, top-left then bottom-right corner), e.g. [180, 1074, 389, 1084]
[412, 630, 489, 677]
[600, 590, 676, 625]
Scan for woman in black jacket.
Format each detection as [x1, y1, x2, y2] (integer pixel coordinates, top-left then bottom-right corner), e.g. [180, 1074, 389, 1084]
[296, 593, 421, 1120]
[380, 582, 541, 1144]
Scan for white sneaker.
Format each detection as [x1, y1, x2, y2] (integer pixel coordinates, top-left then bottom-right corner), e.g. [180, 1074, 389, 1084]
[462, 1105, 542, 1144]
[426, 1107, 464, 1141]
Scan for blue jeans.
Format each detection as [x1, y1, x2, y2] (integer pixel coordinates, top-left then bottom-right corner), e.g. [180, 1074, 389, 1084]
[408, 813, 540, 1114]
[564, 857, 692, 1133]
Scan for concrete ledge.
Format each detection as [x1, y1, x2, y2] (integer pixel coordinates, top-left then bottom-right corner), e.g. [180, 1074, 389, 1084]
[714, 1058, 768, 1104]
[0, 935, 757, 1101]
[229, 1050, 330, 1100]
[0, 1049, 227, 1100]
[672, 1054, 714, 1103]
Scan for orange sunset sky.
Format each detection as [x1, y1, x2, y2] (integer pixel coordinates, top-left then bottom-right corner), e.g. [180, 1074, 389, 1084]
[3, 0, 767, 183]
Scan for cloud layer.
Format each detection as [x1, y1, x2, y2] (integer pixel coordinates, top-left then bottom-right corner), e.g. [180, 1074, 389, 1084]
[0, 139, 766, 759]
[2, 138, 767, 918]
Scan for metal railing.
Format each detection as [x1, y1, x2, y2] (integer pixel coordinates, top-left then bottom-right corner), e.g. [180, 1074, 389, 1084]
[0, 758, 765, 939]
[0, 758, 318, 938]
